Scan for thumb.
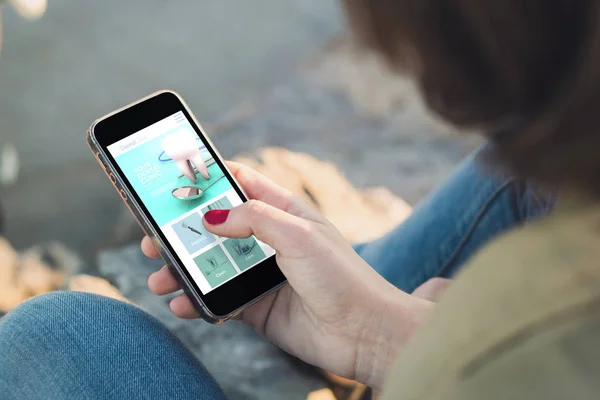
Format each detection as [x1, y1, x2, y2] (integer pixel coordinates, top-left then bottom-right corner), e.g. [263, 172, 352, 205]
[202, 200, 314, 257]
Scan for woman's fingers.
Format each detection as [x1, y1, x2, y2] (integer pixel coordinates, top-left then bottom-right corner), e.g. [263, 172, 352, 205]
[148, 267, 200, 319]
[148, 268, 199, 319]
[169, 293, 201, 319]
[225, 161, 296, 212]
[148, 265, 181, 295]
[203, 199, 315, 258]
[226, 161, 322, 221]
[142, 161, 326, 321]
[142, 162, 319, 261]
[141, 236, 161, 259]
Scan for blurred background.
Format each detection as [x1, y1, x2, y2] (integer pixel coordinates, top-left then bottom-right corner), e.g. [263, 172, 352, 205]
[0, 0, 347, 265]
[0, 1, 479, 399]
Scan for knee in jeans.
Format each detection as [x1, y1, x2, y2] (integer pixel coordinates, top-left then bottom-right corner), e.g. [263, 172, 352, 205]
[1, 291, 137, 339]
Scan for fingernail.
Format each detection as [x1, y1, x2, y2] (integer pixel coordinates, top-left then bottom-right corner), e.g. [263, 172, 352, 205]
[204, 209, 230, 225]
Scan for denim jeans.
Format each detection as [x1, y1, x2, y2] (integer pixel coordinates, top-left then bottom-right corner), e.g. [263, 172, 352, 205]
[0, 146, 555, 399]
[0, 292, 227, 400]
[354, 147, 554, 293]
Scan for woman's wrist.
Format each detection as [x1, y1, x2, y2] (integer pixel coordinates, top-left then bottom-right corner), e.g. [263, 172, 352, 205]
[354, 288, 433, 389]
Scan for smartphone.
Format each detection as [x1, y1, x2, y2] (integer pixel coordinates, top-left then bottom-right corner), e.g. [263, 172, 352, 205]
[87, 90, 286, 323]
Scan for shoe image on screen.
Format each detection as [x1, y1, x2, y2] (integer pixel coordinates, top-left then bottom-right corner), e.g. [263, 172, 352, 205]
[201, 196, 233, 214]
[171, 213, 216, 254]
[194, 245, 238, 288]
[222, 237, 267, 271]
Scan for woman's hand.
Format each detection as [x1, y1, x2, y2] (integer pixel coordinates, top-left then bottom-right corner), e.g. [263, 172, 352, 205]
[142, 161, 433, 389]
[412, 278, 453, 302]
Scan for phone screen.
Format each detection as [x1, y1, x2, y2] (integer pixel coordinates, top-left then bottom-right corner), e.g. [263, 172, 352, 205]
[106, 111, 275, 294]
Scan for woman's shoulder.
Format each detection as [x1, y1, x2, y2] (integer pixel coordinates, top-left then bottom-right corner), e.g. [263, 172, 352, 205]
[381, 195, 600, 399]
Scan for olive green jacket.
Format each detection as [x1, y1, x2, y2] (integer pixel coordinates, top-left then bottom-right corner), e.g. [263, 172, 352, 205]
[382, 195, 600, 399]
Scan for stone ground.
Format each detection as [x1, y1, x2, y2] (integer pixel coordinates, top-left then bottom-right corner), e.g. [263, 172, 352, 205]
[0, 2, 482, 399]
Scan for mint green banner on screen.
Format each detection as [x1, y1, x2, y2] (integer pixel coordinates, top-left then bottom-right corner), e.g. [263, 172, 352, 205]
[114, 124, 231, 226]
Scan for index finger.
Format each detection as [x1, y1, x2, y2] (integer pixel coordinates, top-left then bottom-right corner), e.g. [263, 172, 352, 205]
[225, 161, 295, 212]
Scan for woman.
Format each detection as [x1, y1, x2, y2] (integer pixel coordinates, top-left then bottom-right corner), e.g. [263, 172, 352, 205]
[1, 0, 595, 398]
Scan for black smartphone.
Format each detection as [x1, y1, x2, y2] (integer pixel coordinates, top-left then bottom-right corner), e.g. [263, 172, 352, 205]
[87, 90, 286, 323]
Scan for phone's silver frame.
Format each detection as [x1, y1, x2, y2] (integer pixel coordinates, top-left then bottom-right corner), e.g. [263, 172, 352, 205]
[86, 90, 286, 324]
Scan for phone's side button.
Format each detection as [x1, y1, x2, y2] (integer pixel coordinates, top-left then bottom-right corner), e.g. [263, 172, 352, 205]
[109, 173, 118, 185]
[119, 189, 128, 201]
[96, 152, 108, 169]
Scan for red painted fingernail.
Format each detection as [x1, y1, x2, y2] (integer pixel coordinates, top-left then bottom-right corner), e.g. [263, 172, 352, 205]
[204, 209, 230, 225]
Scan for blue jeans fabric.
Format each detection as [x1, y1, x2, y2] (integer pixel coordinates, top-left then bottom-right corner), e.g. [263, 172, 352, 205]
[353, 146, 555, 293]
[0, 292, 226, 400]
[0, 146, 555, 399]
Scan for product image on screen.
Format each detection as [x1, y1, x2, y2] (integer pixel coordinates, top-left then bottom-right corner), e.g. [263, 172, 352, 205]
[107, 111, 275, 294]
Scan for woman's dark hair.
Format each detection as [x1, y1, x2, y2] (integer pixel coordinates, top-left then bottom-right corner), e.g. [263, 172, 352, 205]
[345, 0, 600, 194]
